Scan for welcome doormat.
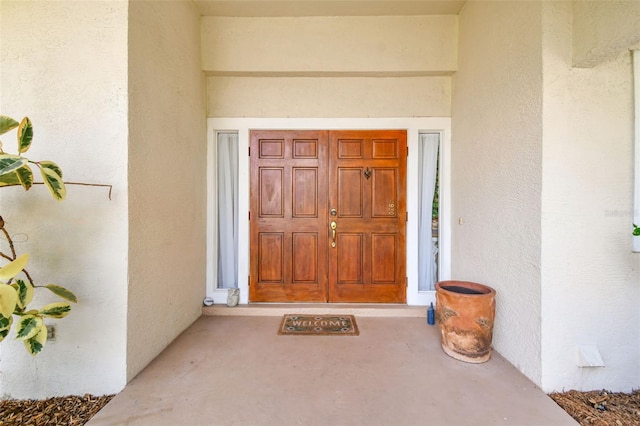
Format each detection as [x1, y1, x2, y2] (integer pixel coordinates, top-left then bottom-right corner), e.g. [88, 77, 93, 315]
[278, 314, 359, 336]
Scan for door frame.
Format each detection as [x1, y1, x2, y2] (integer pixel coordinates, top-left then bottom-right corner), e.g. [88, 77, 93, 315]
[206, 117, 451, 306]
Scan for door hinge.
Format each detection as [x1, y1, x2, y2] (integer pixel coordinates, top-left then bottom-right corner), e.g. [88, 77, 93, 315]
[406, 212, 408, 222]
[248, 147, 251, 156]
[249, 211, 251, 220]
[248, 276, 251, 287]
[406, 277, 408, 287]
[406, 146, 409, 156]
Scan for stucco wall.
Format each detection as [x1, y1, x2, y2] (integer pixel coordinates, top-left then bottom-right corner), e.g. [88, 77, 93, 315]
[202, 15, 456, 117]
[572, 0, 640, 67]
[127, 0, 206, 381]
[207, 76, 451, 117]
[0, 1, 129, 398]
[541, 1, 640, 392]
[201, 16, 457, 74]
[451, 1, 543, 384]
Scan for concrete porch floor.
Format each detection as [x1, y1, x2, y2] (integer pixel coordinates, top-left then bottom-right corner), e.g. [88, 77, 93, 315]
[88, 307, 577, 426]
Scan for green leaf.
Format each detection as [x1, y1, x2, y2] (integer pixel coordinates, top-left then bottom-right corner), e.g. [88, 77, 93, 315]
[0, 315, 13, 343]
[15, 315, 43, 340]
[0, 171, 21, 187]
[0, 254, 29, 281]
[15, 164, 33, 191]
[44, 284, 77, 303]
[40, 166, 66, 200]
[0, 314, 12, 329]
[39, 302, 71, 318]
[24, 324, 46, 355]
[17, 117, 33, 154]
[0, 154, 28, 177]
[39, 161, 63, 179]
[0, 116, 19, 136]
[0, 285, 19, 318]
[11, 279, 34, 309]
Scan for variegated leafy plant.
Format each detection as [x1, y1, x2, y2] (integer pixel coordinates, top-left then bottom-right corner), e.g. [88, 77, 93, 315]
[0, 115, 77, 355]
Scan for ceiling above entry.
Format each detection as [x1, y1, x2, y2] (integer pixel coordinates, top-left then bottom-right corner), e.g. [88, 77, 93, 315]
[193, 0, 467, 17]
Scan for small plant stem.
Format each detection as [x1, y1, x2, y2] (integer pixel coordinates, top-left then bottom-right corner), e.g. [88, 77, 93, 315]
[0, 225, 35, 286]
[0, 226, 17, 258]
[64, 182, 113, 200]
[31, 182, 113, 200]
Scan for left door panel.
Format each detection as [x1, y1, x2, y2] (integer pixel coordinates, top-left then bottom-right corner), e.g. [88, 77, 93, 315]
[249, 130, 329, 302]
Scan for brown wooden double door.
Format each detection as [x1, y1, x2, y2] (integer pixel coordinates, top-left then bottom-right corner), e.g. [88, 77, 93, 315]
[249, 130, 407, 303]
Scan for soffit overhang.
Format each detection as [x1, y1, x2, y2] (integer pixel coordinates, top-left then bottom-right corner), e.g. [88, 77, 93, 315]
[194, 0, 466, 17]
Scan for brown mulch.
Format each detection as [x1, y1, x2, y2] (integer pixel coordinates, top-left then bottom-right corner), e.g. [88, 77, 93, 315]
[549, 389, 640, 425]
[0, 394, 114, 426]
[0, 390, 638, 425]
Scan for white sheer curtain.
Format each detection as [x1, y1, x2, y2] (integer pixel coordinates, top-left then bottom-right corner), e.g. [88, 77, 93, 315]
[217, 132, 239, 289]
[418, 133, 440, 291]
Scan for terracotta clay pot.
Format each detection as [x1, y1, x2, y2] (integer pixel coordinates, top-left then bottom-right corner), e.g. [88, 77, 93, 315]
[435, 280, 496, 364]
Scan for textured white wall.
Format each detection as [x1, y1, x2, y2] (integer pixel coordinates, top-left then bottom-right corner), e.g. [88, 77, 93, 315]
[452, 1, 543, 384]
[201, 16, 457, 74]
[572, 0, 640, 67]
[207, 76, 451, 117]
[127, 1, 207, 381]
[541, 1, 640, 392]
[0, 1, 129, 398]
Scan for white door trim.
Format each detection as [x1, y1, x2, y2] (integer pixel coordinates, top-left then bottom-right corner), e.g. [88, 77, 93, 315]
[206, 117, 451, 306]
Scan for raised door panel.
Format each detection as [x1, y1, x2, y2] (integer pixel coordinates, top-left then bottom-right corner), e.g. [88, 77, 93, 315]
[292, 233, 318, 283]
[337, 168, 363, 217]
[292, 168, 318, 217]
[259, 168, 284, 217]
[336, 233, 364, 283]
[371, 139, 398, 159]
[338, 139, 364, 159]
[258, 233, 284, 283]
[371, 234, 396, 283]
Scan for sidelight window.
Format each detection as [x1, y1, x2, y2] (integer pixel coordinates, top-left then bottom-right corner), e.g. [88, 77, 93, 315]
[418, 132, 440, 291]
[217, 132, 239, 289]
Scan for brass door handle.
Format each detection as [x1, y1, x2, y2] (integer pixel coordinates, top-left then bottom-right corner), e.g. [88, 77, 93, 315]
[330, 221, 337, 248]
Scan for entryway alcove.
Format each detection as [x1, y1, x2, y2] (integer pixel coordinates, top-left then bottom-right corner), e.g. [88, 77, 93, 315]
[205, 118, 451, 306]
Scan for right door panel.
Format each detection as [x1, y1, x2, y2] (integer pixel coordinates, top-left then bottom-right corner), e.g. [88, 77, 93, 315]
[328, 130, 407, 303]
